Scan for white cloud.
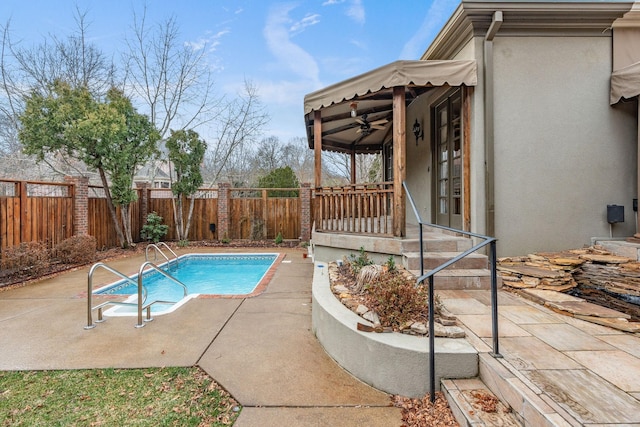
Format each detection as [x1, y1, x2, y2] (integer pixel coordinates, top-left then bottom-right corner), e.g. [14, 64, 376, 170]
[346, 0, 365, 24]
[400, 0, 458, 59]
[185, 30, 230, 53]
[290, 13, 320, 35]
[263, 4, 320, 84]
[322, 0, 363, 24]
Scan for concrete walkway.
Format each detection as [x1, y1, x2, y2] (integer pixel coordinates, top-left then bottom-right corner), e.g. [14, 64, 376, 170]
[4, 247, 640, 426]
[0, 248, 401, 426]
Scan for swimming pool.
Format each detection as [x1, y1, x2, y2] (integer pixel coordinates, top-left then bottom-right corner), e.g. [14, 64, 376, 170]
[95, 253, 279, 315]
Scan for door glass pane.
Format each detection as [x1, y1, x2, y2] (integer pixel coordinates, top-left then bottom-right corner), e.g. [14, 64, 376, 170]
[440, 179, 448, 196]
[440, 161, 448, 179]
[453, 196, 461, 215]
[439, 198, 448, 214]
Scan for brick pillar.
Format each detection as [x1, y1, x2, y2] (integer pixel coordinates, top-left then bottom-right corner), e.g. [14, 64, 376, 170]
[218, 183, 231, 240]
[300, 183, 311, 242]
[135, 181, 151, 224]
[65, 176, 89, 236]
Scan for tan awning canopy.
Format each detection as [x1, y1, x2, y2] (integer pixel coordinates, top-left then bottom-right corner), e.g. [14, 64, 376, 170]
[303, 60, 477, 154]
[611, 61, 640, 104]
[304, 60, 477, 114]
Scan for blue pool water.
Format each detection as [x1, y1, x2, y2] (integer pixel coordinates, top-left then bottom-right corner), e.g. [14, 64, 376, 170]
[95, 253, 278, 315]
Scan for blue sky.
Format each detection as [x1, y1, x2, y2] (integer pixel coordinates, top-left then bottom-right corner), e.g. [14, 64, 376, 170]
[0, 0, 459, 142]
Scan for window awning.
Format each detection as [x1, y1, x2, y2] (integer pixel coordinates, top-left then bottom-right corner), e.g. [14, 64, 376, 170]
[303, 60, 477, 154]
[611, 61, 640, 104]
[304, 60, 477, 114]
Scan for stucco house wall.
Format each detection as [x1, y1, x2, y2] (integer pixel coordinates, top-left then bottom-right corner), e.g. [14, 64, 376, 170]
[412, 2, 638, 256]
[492, 36, 637, 255]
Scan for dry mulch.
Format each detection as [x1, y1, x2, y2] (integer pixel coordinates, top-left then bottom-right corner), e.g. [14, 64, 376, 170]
[393, 392, 460, 426]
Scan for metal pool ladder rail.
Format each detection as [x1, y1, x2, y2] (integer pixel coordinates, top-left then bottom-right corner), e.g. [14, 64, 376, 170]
[145, 242, 179, 266]
[85, 260, 188, 330]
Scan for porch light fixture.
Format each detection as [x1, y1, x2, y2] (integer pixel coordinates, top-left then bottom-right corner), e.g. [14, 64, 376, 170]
[350, 102, 358, 118]
[413, 118, 424, 145]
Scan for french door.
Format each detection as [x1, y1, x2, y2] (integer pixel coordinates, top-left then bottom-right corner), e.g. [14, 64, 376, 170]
[434, 89, 463, 229]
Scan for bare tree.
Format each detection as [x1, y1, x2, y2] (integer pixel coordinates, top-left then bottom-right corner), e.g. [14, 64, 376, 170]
[202, 80, 268, 185]
[123, 7, 220, 137]
[323, 152, 382, 184]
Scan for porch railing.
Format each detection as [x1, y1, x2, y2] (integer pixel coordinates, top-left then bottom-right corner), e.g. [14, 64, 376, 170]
[403, 181, 501, 403]
[313, 182, 393, 235]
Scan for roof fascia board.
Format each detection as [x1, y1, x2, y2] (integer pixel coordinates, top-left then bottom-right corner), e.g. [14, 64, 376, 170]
[424, 1, 634, 59]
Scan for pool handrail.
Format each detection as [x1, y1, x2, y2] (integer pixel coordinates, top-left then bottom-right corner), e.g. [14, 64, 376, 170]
[85, 260, 188, 329]
[145, 242, 178, 266]
[135, 261, 189, 327]
[85, 262, 147, 330]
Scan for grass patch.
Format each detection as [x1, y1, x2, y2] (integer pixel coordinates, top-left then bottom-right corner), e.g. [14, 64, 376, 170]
[0, 367, 239, 426]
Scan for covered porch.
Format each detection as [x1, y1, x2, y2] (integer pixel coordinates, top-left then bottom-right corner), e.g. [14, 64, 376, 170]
[303, 59, 477, 240]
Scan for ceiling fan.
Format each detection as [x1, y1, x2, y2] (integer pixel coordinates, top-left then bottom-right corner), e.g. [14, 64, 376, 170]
[355, 114, 388, 135]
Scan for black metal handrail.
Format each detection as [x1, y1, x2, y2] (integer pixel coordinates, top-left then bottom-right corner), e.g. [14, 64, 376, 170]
[403, 182, 501, 403]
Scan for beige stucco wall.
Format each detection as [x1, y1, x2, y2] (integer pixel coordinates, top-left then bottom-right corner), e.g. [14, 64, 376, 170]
[492, 36, 637, 255]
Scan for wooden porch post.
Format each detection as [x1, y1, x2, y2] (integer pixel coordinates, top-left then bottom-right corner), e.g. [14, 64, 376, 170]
[392, 86, 406, 237]
[350, 150, 357, 184]
[636, 104, 640, 239]
[314, 110, 322, 188]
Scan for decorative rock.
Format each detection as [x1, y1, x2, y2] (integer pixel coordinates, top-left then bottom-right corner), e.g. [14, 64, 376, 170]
[363, 310, 380, 325]
[333, 285, 350, 294]
[411, 322, 428, 335]
[399, 321, 414, 331]
[355, 304, 369, 315]
[579, 254, 632, 264]
[438, 317, 457, 326]
[434, 322, 465, 338]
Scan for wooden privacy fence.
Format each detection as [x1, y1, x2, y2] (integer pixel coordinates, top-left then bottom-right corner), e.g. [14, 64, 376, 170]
[229, 188, 300, 240]
[147, 188, 219, 241]
[88, 186, 142, 249]
[0, 179, 312, 253]
[0, 180, 74, 251]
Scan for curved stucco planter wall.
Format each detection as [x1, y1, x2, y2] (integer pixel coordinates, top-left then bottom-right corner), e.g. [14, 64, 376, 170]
[311, 262, 478, 398]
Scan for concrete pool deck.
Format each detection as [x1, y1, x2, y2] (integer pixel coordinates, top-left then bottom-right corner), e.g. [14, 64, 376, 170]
[2, 246, 640, 425]
[0, 247, 401, 426]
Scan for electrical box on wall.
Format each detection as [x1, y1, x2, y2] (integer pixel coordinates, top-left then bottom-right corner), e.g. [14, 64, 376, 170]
[607, 204, 624, 224]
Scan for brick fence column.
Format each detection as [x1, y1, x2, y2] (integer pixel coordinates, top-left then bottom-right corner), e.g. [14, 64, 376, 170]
[218, 183, 231, 240]
[64, 175, 89, 236]
[300, 183, 311, 241]
[135, 181, 150, 225]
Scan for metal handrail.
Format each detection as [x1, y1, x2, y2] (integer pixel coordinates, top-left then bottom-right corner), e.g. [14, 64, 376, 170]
[85, 262, 148, 330]
[403, 181, 501, 403]
[85, 259, 188, 329]
[136, 261, 188, 327]
[145, 242, 179, 266]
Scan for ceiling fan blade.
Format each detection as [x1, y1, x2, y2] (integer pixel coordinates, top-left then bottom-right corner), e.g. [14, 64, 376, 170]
[371, 125, 385, 130]
[370, 119, 388, 126]
[355, 118, 365, 125]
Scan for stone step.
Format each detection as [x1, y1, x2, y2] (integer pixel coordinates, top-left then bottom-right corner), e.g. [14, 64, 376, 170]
[403, 252, 488, 271]
[408, 269, 500, 290]
[401, 233, 473, 253]
[441, 377, 522, 426]
[476, 353, 577, 426]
